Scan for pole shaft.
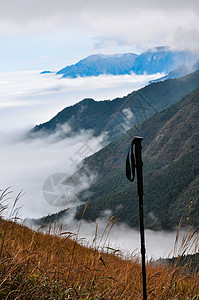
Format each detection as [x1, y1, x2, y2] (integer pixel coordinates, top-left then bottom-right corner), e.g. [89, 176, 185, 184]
[139, 194, 147, 300]
[134, 138, 147, 300]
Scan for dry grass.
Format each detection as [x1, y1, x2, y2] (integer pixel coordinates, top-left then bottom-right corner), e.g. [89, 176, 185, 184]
[0, 190, 198, 299]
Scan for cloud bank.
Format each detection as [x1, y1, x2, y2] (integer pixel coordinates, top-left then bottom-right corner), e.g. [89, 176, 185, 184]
[1, 71, 163, 217]
[1, 70, 197, 259]
[0, 71, 162, 130]
[27, 207, 197, 260]
[0, 126, 104, 219]
[0, 0, 199, 52]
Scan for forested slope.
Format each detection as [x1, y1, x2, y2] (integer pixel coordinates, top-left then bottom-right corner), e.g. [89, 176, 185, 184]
[75, 87, 199, 230]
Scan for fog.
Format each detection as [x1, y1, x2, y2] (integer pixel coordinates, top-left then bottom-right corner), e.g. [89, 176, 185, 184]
[0, 126, 106, 218]
[0, 71, 162, 216]
[27, 209, 198, 260]
[1, 70, 196, 259]
[0, 71, 163, 130]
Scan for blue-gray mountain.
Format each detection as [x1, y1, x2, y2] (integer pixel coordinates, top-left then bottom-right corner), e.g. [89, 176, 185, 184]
[32, 70, 199, 142]
[56, 47, 198, 78]
[56, 53, 138, 78]
[150, 59, 199, 83]
[132, 46, 196, 74]
[40, 71, 53, 74]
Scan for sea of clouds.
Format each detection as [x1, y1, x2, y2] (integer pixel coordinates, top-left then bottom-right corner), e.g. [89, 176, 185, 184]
[0, 70, 163, 215]
[1, 70, 195, 259]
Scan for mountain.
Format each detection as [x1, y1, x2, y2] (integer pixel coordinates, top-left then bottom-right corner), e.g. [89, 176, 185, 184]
[56, 47, 198, 78]
[150, 60, 199, 83]
[56, 53, 138, 78]
[74, 87, 199, 230]
[40, 70, 53, 74]
[132, 46, 196, 74]
[32, 70, 199, 142]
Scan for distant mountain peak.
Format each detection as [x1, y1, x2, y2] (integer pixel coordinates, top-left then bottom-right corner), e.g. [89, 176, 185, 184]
[56, 53, 138, 78]
[79, 98, 95, 104]
[55, 47, 198, 78]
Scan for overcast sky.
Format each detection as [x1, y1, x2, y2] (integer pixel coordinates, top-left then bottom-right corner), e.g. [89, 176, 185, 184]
[0, 0, 199, 71]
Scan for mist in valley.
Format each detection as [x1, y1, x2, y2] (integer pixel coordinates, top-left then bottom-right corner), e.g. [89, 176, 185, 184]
[0, 70, 195, 260]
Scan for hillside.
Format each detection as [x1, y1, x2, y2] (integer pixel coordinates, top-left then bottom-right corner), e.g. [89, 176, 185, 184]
[32, 70, 199, 142]
[0, 214, 198, 299]
[56, 47, 197, 78]
[74, 87, 199, 230]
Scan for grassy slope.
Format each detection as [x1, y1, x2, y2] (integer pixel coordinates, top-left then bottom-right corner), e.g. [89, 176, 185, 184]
[75, 87, 199, 230]
[0, 216, 198, 299]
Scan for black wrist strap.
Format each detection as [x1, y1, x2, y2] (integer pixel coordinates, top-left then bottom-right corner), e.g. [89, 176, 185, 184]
[126, 141, 136, 182]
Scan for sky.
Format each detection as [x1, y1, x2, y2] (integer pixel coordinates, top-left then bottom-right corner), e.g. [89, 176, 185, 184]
[0, 0, 199, 71]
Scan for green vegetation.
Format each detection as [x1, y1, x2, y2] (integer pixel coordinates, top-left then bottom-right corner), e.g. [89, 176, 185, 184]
[76, 87, 199, 230]
[156, 253, 199, 274]
[32, 209, 69, 226]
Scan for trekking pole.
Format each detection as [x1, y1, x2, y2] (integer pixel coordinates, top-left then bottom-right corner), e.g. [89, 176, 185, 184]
[126, 136, 147, 300]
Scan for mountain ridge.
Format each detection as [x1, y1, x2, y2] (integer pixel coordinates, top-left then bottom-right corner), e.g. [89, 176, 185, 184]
[31, 86, 199, 230]
[150, 59, 199, 83]
[74, 87, 199, 230]
[55, 47, 198, 78]
[57, 53, 138, 78]
[32, 70, 199, 143]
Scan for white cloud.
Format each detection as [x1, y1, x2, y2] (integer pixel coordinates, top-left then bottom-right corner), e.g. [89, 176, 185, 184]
[0, 126, 104, 219]
[0, 71, 163, 218]
[1, 68, 198, 261]
[26, 207, 198, 259]
[0, 0, 199, 53]
[0, 71, 163, 130]
[1, 68, 197, 259]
